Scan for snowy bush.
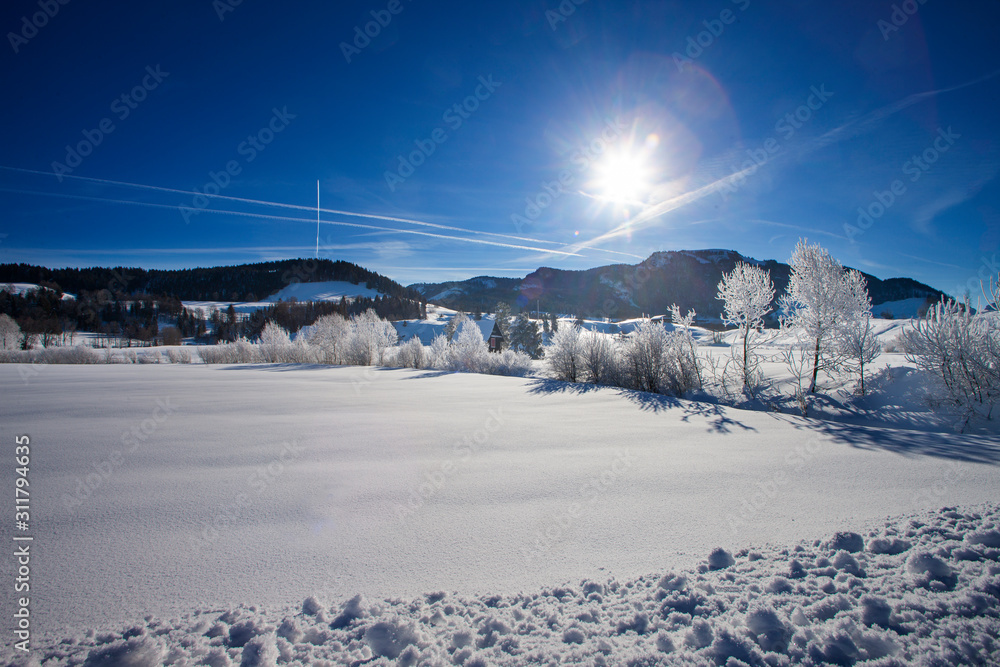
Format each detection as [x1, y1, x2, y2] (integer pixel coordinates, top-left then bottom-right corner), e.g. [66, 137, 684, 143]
[484, 348, 534, 377]
[903, 298, 999, 430]
[546, 323, 584, 382]
[0, 345, 102, 365]
[618, 320, 701, 397]
[52, 346, 103, 364]
[166, 348, 193, 364]
[396, 337, 427, 369]
[544, 318, 700, 396]
[622, 320, 662, 393]
[881, 334, 905, 354]
[580, 327, 616, 385]
[198, 338, 257, 364]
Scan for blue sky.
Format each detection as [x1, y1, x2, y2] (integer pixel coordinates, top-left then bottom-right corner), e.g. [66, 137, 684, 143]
[2, 0, 999, 297]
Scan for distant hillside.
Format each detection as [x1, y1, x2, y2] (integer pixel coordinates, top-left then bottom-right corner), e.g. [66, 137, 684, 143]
[409, 249, 946, 320]
[0, 259, 424, 303]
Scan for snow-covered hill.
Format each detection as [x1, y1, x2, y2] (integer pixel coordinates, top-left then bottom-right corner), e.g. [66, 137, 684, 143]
[180, 281, 389, 318]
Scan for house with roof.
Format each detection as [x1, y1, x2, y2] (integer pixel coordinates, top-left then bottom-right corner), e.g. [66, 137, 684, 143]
[472, 318, 505, 353]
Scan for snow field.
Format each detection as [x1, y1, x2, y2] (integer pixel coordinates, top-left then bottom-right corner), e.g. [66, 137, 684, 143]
[1, 364, 998, 664]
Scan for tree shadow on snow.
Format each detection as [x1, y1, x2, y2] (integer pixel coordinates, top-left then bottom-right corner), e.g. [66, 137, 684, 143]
[526, 379, 756, 435]
[400, 370, 455, 379]
[217, 363, 336, 372]
[218, 364, 411, 373]
[783, 416, 1000, 466]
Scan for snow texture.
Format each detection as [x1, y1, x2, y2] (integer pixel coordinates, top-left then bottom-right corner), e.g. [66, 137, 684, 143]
[4, 504, 998, 665]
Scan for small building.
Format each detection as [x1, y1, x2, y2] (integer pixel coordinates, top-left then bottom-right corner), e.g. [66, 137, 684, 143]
[473, 319, 505, 353]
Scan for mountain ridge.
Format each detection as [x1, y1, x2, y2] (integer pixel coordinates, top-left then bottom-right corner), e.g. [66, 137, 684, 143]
[409, 249, 946, 320]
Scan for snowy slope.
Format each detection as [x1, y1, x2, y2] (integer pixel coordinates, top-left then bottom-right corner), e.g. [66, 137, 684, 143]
[1, 363, 998, 657]
[180, 281, 387, 320]
[871, 297, 930, 319]
[264, 280, 383, 303]
[0, 282, 76, 300]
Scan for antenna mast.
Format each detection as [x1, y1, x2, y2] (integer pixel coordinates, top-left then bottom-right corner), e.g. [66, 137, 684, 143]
[315, 180, 320, 259]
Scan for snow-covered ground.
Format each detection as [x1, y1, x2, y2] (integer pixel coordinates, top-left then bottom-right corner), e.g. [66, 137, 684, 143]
[1, 364, 998, 665]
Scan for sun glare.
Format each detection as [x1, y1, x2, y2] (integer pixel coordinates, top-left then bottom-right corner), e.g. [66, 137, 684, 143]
[589, 146, 653, 206]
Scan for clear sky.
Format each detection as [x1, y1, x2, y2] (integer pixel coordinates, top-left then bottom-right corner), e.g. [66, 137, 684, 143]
[2, 0, 999, 297]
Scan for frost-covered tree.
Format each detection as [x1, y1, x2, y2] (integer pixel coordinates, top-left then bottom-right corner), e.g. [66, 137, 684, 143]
[546, 322, 583, 382]
[450, 319, 488, 373]
[257, 321, 291, 363]
[670, 304, 702, 391]
[779, 239, 870, 393]
[429, 333, 450, 368]
[0, 314, 21, 350]
[509, 313, 542, 359]
[580, 328, 616, 385]
[840, 313, 880, 395]
[308, 314, 351, 364]
[444, 311, 468, 342]
[834, 270, 878, 394]
[493, 302, 513, 346]
[347, 309, 398, 366]
[716, 262, 774, 393]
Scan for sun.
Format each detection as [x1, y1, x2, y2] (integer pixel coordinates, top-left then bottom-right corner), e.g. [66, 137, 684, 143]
[589, 147, 652, 206]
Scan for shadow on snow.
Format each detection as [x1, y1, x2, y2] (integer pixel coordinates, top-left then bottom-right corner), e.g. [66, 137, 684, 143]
[793, 417, 1000, 466]
[525, 378, 757, 435]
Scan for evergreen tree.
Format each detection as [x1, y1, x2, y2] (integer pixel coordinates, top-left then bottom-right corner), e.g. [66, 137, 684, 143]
[493, 302, 513, 343]
[445, 311, 468, 342]
[510, 313, 542, 359]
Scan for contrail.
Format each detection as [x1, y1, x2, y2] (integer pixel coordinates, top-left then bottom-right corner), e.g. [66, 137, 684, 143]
[0, 165, 567, 248]
[0, 187, 584, 257]
[812, 68, 1000, 153]
[566, 164, 760, 254]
